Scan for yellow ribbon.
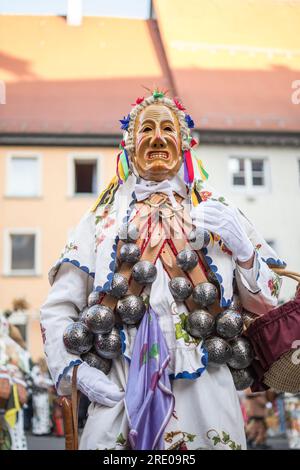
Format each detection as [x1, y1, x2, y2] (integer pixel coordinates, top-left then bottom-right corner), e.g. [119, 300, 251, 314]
[4, 384, 21, 429]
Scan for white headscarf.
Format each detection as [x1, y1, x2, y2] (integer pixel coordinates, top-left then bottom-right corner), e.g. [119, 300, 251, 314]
[135, 165, 188, 208]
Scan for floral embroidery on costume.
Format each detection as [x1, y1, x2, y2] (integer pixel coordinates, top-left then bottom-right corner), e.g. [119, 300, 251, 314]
[207, 429, 242, 450]
[268, 274, 281, 297]
[60, 241, 78, 259]
[164, 430, 197, 449]
[116, 433, 127, 446]
[199, 190, 212, 201]
[95, 216, 116, 249]
[102, 432, 129, 450]
[174, 313, 200, 346]
[139, 342, 160, 368]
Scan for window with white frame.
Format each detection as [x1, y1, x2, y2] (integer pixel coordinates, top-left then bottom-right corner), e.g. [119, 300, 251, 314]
[69, 155, 100, 196]
[4, 229, 40, 276]
[229, 157, 268, 190]
[6, 155, 41, 197]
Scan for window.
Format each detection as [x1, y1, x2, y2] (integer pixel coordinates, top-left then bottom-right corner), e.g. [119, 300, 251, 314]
[4, 229, 40, 276]
[6, 154, 41, 197]
[68, 155, 101, 196]
[251, 159, 265, 186]
[229, 157, 268, 191]
[75, 160, 97, 194]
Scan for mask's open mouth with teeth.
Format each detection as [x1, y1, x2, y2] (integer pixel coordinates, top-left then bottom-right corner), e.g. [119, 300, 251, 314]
[146, 151, 170, 161]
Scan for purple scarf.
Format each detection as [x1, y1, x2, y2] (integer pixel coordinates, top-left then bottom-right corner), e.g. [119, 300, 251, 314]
[125, 307, 174, 450]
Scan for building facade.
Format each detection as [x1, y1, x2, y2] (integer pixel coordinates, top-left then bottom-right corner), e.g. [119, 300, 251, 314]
[0, 147, 116, 359]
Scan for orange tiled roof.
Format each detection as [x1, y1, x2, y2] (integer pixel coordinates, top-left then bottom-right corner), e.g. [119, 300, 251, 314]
[1, 5, 300, 134]
[0, 15, 171, 134]
[154, 0, 300, 131]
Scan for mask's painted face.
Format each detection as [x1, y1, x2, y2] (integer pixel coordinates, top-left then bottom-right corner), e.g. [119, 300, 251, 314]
[133, 103, 182, 181]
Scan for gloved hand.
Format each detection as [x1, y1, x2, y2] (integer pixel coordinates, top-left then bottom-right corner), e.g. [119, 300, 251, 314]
[76, 362, 124, 407]
[194, 200, 254, 263]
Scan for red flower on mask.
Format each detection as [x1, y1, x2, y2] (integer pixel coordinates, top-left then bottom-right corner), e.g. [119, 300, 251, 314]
[132, 97, 144, 106]
[173, 98, 186, 111]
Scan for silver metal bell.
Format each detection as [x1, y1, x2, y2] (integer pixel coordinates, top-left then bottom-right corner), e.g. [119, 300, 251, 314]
[81, 305, 115, 334]
[116, 295, 146, 325]
[227, 337, 254, 369]
[63, 322, 93, 355]
[169, 277, 193, 302]
[118, 222, 140, 243]
[119, 243, 141, 264]
[87, 290, 101, 307]
[176, 249, 198, 272]
[230, 294, 242, 312]
[109, 273, 129, 298]
[192, 282, 218, 307]
[230, 367, 254, 391]
[203, 336, 232, 365]
[216, 309, 243, 340]
[188, 227, 210, 250]
[94, 328, 122, 359]
[186, 309, 215, 338]
[81, 351, 112, 375]
[132, 260, 157, 284]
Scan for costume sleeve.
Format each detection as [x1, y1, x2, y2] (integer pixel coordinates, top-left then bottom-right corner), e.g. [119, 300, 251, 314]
[235, 250, 282, 316]
[40, 262, 94, 395]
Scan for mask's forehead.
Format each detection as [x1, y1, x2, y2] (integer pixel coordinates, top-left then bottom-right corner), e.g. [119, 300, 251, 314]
[134, 103, 180, 136]
[139, 104, 175, 123]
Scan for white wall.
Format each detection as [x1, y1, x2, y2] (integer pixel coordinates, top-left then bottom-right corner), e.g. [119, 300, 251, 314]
[196, 144, 300, 301]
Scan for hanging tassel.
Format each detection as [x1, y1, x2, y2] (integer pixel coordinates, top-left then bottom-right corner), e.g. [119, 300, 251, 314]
[191, 187, 199, 206]
[191, 149, 209, 181]
[190, 138, 198, 148]
[90, 176, 118, 212]
[123, 148, 130, 167]
[197, 159, 209, 181]
[116, 152, 123, 184]
[183, 153, 189, 185]
[118, 160, 126, 183]
[183, 149, 194, 185]
[119, 149, 129, 181]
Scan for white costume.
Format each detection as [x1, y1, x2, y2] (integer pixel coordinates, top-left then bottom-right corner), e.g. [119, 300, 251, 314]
[41, 170, 284, 450]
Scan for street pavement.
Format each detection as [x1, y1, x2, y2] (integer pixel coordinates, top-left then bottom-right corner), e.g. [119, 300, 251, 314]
[26, 433, 290, 451]
[26, 433, 65, 450]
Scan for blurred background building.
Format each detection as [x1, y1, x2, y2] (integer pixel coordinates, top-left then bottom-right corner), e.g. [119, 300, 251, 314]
[0, 0, 300, 359]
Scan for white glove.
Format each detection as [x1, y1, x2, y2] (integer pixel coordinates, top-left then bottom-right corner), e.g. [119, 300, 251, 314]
[194, 200, 254, 263]
[76, 362, 124, 407]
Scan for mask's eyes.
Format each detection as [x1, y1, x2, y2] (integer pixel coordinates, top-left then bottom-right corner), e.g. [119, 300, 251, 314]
[142, 126, 152, 133]
[163, 126, 174, 132]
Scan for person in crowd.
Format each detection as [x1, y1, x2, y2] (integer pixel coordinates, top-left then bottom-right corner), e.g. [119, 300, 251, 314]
[31, 357, 53, 436]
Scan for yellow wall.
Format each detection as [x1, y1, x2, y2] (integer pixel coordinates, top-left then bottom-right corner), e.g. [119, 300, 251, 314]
[0, 146, 116, 359]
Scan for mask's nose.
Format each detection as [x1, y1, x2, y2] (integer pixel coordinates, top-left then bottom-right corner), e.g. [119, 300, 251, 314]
[150, 128, 167, 149]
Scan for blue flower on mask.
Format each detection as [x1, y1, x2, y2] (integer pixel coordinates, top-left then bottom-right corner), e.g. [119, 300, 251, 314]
[119, 114, 131, 131]
[185, 114, 195, 129]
